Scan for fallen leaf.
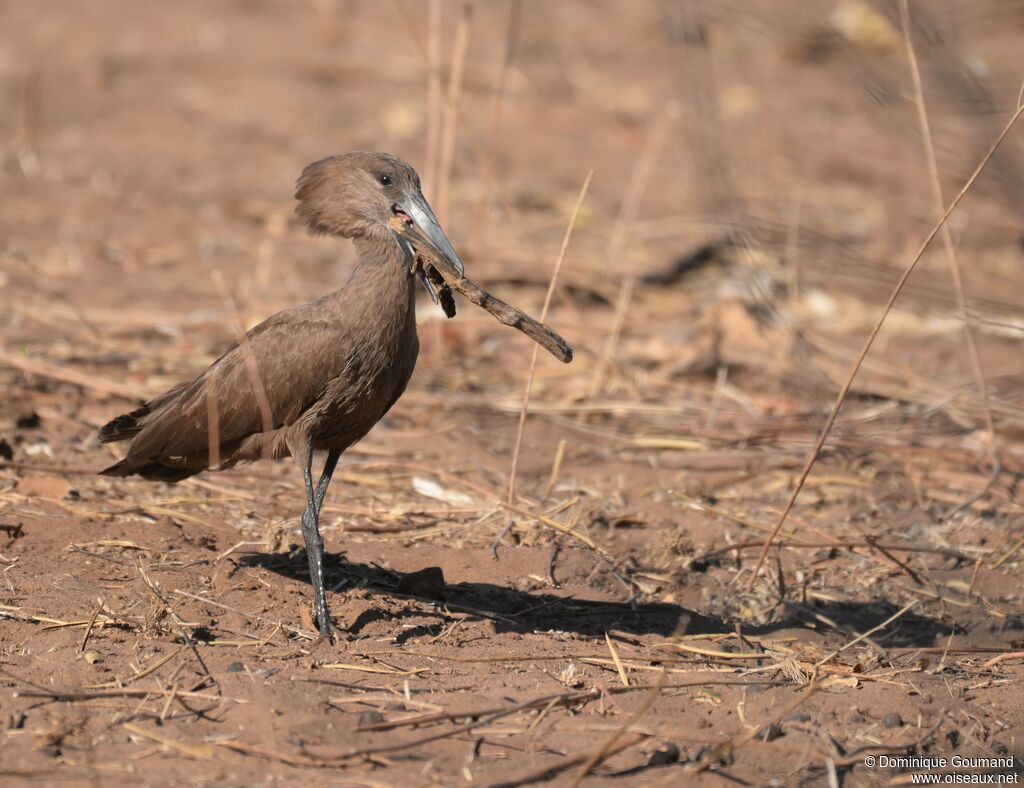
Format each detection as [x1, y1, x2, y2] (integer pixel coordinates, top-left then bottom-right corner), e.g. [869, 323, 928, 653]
[411, 476, 474, 506]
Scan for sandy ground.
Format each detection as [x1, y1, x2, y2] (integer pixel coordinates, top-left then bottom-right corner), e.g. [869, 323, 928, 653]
[2, 1, 1024, 785]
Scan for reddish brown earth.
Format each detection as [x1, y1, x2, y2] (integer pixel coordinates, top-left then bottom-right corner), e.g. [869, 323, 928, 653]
[2, 1, 1024, 785]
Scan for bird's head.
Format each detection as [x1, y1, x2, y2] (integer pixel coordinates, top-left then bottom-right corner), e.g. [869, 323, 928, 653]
[295, 151, 464, 277]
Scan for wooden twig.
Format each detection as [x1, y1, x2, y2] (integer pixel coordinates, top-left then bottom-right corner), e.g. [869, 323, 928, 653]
[389, 216, 573, 363]
[355, 679, 776, 734]
[981, 651, 1024, 668]
[14, 686, 231, 703]
[78, 604, 102, 655]
[215, 739, 346, 769]
[489, 733, 648, 788]
[691, 539, 973, 565]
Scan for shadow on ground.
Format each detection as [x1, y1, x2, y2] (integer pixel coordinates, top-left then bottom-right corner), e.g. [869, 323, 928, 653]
[240, 551, 955, 647]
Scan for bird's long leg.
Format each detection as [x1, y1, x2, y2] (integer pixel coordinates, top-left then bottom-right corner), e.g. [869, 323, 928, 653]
[314, 449, 341, 515]
[299, 449, 332, 639]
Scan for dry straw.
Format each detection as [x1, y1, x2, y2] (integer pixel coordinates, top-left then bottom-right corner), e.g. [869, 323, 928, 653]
[748, 95, 1024, 591]
[507, 169, 593, 504]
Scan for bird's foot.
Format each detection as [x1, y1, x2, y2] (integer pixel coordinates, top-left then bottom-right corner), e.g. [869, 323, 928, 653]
[315, 616, 342, 645]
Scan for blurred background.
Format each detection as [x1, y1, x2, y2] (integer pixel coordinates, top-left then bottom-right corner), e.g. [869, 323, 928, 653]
[2, 1, 1024, 782]
[2, 1, 1023, 413]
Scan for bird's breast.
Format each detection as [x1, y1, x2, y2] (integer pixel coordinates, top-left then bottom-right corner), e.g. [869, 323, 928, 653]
[308, 265, 419, 450]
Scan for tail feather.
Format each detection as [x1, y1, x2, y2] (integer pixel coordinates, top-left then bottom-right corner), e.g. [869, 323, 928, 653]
[99, 382, 190, 443]
[100, 458, 201, 483]
[99, 406, 149, 443]
[98, 381, 201, 483]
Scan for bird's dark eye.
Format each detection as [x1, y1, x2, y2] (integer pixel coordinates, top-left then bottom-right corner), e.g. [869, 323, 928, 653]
[378, 174, 392, 187]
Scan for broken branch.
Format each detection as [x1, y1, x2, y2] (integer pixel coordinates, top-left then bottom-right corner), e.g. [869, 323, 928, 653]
[389, 216, 574, 363]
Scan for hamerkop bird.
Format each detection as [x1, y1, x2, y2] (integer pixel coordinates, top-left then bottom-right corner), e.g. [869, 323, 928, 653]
[99, 152, 465, 639]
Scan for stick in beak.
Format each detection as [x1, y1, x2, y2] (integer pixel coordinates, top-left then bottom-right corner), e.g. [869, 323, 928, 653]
[388, 215, 574, 364]
[397, 193, 466, 278]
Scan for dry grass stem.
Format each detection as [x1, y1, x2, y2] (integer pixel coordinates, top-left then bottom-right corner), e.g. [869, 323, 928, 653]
[507, 169, 593, 504]
[472, 0, 522, 235]
[77, 603, 102, 654]
[124, 722, 213, 759]
[814, 600, 917, 668]
[899, 0, 999, 509]
[541, 438, 568, 500]
[584, 276, 634, 402]
[604, 632, 630, 687]
[435, 0, 474, 226]
[422, 0, 442, 199]
[747, 99, 1024, 590]
[606, 103, 677, 263]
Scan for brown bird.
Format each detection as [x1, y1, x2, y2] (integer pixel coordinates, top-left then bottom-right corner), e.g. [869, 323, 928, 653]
[99, 152, 465, 639]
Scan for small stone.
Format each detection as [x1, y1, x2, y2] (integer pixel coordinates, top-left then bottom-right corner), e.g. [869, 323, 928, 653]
[883, 712, 903, 728]
[226, 662, 245, 673]
[397, 566, 446, 600]
[847, 711, 865, 724]
[16, 411, 40, 429]
[647, 742, 680, 766]
[358, 711, 386, 727]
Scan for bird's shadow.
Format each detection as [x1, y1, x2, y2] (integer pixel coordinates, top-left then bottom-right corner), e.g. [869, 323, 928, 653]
[238, 552, 954, 648]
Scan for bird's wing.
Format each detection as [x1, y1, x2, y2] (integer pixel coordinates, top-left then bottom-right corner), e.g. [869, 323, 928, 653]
[123, 305, 356, 466]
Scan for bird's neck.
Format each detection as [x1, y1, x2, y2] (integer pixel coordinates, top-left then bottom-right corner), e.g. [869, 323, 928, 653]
[341, 232, 416, 326]
[351, 232, 414, 276]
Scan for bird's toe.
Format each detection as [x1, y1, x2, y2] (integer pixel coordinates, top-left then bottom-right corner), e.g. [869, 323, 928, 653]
[316, 619, 343, 645]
